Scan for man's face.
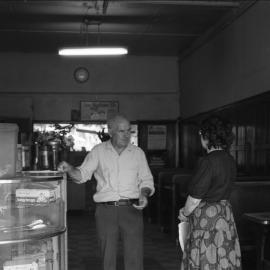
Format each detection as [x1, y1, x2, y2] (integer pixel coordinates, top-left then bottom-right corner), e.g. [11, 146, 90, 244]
[111, 119, 131, 148]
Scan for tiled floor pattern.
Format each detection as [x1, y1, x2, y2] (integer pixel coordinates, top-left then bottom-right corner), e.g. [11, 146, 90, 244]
[67, 212, 181, 270]
[67, 212, 257, 270]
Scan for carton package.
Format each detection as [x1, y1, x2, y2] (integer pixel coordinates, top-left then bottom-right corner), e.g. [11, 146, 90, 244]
[3, 261, 39, 270]
[0, 123, 18, 179]
[12, 252, 46, 270]
[15, 188, 57, 205]
[3, 250, 47, 269]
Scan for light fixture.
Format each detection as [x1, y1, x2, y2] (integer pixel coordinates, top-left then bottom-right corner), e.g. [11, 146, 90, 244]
[59, 47, 128, 56]
[58, 18, 128, 56]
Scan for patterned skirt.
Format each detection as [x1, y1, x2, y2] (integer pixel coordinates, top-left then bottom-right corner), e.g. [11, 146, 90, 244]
[181, 200, 242, 270]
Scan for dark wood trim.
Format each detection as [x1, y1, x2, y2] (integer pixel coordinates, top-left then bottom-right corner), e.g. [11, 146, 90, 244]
[180, 90, 270, 122]
[0, 91, 179, 96]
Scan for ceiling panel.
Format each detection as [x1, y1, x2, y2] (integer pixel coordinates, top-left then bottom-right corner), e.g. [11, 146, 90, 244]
[0, 0, 256, 57]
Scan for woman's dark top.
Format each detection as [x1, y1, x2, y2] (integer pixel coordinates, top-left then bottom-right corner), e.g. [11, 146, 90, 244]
[188, 150, 236, 202]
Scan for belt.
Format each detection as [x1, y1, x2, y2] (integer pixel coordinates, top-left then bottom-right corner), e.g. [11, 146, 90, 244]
[98, 199, 139, 206]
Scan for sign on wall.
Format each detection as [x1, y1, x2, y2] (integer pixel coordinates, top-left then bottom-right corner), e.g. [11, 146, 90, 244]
[80, 101, 119, 121]
[147, 125, 167, 150]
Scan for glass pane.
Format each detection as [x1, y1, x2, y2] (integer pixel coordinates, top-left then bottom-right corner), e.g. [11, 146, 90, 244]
[33, 123, 138, 151]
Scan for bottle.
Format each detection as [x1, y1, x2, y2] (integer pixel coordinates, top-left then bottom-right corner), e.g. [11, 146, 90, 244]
[49, 141, 59, 171]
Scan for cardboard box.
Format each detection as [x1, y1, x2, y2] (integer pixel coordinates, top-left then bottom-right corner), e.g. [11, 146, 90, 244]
[3, 261, 38, 270]
[15, 188, 57, 204]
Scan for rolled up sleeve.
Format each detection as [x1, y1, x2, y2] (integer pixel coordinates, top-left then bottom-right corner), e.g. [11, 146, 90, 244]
[77, 147, 99, 183]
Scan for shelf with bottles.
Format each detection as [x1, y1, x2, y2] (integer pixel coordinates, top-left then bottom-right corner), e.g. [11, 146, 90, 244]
[0, 233, 66, 270]
[0, 172, 66, 243]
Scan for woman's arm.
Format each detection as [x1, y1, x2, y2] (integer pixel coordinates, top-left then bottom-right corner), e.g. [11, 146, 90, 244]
[178, 195, 201, 221]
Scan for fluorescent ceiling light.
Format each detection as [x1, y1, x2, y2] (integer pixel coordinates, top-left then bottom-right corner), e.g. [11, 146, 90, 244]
[59, 47, 128, 56]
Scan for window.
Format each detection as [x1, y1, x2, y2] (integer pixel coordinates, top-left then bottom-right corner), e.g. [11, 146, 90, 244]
[33, 123, 138, 151]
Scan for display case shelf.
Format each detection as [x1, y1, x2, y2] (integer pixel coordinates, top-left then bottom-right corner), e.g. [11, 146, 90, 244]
[0, 171, 67, 270]
[0, 228, 66, 245]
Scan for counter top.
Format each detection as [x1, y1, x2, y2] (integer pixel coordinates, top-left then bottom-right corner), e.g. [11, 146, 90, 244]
[0, 171, 64, 183]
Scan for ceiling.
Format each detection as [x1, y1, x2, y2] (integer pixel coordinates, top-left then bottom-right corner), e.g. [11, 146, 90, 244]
[0, 0, 256, 58]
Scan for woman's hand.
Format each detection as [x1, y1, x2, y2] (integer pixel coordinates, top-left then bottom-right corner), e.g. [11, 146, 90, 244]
[178, 207, 189, 222]
[178, 195, 201, 222]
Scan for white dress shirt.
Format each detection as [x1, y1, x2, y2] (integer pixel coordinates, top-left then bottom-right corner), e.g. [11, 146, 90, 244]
[78, 140, 155, 202]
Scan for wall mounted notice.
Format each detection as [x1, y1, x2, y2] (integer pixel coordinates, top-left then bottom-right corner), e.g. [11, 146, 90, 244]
[147, 125, 167, 150]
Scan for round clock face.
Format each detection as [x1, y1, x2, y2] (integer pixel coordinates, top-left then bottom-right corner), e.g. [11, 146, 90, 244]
[74, 67, 89, 83]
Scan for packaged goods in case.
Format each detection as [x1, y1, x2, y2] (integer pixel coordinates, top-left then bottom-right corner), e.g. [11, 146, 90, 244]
[4, 252, 46, 270]
[0, 174, 66, 270]
[15, 188, 57, 205]
[3, 261, 39, 270]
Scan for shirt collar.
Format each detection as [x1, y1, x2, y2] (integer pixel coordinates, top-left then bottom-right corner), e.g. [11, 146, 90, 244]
[105, 140, 133, 152]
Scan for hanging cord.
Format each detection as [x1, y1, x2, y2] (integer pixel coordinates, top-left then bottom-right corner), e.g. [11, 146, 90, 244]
[97, 22, 101, 46]
[85, 19, 89, 46]
[81, 2, 91, 47]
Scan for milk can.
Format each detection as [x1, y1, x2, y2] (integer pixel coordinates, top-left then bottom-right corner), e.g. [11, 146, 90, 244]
[40, 145, 50, 170]
[21, 145, 31, 171]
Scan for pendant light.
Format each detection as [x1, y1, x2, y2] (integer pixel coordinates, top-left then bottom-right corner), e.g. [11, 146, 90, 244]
[59, 19, 128, 56]
[59, 47, 128, 56]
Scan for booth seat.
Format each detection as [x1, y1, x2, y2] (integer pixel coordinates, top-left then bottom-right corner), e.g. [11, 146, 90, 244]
[152, 168, 191, 231]
[230, 181, 270, 248]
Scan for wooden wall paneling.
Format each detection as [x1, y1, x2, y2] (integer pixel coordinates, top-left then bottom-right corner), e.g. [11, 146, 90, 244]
[230, 125, 237, 161]
[166, 122, 177, 167]
[180, 91, 270, 176]
[254, 102, 268, 174]
[179, 121, 202, 170]
[246, 125, 255, 173]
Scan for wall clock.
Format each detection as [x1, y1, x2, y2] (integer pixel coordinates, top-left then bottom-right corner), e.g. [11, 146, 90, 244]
[74, 67, 89, 83]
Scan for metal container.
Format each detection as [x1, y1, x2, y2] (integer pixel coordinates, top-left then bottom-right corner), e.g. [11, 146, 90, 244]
[21, 145, 31, 171]
[40, 145, 49, 170]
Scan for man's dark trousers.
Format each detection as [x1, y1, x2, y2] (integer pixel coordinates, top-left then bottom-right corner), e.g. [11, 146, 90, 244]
[95, 204, 144, 270]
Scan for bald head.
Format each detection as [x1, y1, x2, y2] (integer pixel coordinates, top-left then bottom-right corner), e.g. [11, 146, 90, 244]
[107, 114, 130, 132]
[107, 114, 131, 149]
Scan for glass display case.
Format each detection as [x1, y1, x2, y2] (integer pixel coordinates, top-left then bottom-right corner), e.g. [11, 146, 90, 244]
[0, 171, 67, 270]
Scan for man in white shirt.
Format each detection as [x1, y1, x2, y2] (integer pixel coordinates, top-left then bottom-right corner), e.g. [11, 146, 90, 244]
[58, 114, 154, 270]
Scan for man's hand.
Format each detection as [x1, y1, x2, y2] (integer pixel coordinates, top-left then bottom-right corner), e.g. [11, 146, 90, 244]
[132, 194, 148, 210]
[133, 187, 151, 210]
[58, 161, 83, 183]
[57, 161, 73, 173]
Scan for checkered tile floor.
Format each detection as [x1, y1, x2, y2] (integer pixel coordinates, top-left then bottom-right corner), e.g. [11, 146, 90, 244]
[67, 212, 181, 270]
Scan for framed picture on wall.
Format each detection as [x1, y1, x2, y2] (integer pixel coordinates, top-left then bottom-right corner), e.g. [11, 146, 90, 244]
[80, 101, 119, 121]
[147, 125, 167, 150]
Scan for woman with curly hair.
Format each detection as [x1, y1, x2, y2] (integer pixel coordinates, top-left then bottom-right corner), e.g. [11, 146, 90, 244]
[178, 115, 242, 270]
